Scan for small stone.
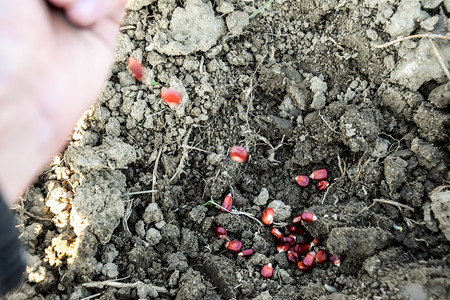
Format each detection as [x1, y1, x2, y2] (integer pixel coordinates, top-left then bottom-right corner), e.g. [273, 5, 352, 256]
[268, 200, 291, 221]
[143, 203, 164, 224]
[145, 228, 162, 246]
[254, 188, 269, 206]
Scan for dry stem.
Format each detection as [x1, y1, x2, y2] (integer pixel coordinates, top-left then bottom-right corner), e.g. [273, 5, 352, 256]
[374, 33, 450, 48]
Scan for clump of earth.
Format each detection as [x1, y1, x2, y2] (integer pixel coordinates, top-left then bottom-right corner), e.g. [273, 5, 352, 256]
[7, 0, 450, 299]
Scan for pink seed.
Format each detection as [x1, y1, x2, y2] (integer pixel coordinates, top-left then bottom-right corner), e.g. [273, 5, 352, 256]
[224, 240, 242, 253]
[303, 251, 316, 268]
[261, 207, 274, 226]
[261, 263, 273, 278]
[309, 168, 328, 180]
[329, 254, 341, 267]
[316, 250, 328, 264]
[230, 146, 248, 163]
[127, 57, 144, 81]
[295, 175, 310, 187]
[238, 249, 255, 257]
[221, 193, 233, 212]
[161, 87, 182, 107]
[317, 180, 330, 191]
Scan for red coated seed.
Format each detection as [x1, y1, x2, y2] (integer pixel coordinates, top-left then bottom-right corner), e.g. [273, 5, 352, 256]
[292, 215, 302, 223]
[127, 57, 144, 81]
[276, 242, 291, 253]
[297, 261, 312, 271]
[161, 87, 182, 107]
[287, 251, 299, 263]
[316, 249, 328, 264]
[310, 237, 320, 248]
[303, 251, 316, 268]
[287, 226, 305, 235]
[295, 243, 311, 255]
[270, 228, 284, 239]
[214, 226, 227, 239]
[317, 180, 330, 191]
[329, 254, 341, 267]
[261, 263, 273, 278]
[279, 236, 295, 244]
[288, 234, 297, 242]
[221, 193, 233, 212]
[300, 212, 318, 223]
[261, 207, 274, 226]
[309, 168, 328, 180]
[224, 240, 242, 253]
[238, 249, 255, 257]
[295, 175, 310, 188]
[230, 146, 248, 163]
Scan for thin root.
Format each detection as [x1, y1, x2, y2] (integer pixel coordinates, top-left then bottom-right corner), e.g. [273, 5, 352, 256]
[152, 148, 163, 203]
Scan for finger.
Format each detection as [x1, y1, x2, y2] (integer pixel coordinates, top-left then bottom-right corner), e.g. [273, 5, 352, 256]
[65, 0, 127, 27]
[47, 0, 77, 8]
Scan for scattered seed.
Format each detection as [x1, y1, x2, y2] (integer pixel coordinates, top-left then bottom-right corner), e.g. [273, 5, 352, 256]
[238, 249, 255, 257]
[295, 175, 310, 187]
[224, 240, 242, 253]
[214, 226, 228, 239]
[300, 212, 318, 223]
[261, 263, 273, 278]
[161, 87, 182, 108]
[221, 193, 233, 213]
[309, 168, 328, 180]
[317, 180, 330, 191]
[230, 146, 248, 163]
[127, 57, 144, 81]
[261, 207, 274, 226]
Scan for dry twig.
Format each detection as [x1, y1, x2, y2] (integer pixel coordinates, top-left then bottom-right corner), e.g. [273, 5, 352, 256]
[374, 33, 450, 48]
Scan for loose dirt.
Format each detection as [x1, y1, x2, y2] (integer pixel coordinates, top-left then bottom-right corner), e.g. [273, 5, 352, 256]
[7, 0, 450, 299]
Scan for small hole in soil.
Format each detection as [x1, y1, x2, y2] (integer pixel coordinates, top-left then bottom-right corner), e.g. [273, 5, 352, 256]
[418, 80, 439, 99]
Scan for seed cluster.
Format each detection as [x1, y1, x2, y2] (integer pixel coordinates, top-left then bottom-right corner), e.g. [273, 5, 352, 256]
[212, 159, 341, 278]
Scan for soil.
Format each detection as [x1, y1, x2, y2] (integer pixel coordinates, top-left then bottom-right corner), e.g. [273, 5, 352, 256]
[6, 0, 450, 299]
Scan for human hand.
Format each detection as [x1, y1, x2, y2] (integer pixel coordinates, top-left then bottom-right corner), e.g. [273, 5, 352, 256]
[0, 0, 127, 205]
